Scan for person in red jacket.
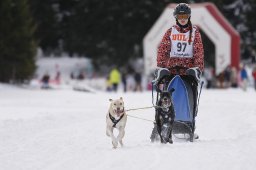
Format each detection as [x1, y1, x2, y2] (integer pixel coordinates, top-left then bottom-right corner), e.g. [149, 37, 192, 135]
[252, 66, 256, 91]
[151, 3, 204, 141]
[157, 3, 204, 75]
[154, 3, 204, 100]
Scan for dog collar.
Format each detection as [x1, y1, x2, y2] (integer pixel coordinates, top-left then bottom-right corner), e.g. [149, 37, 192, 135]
[109, 112, 124, 128]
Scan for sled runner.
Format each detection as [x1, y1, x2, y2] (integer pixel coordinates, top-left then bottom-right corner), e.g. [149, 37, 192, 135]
[151, 67, 202, 142]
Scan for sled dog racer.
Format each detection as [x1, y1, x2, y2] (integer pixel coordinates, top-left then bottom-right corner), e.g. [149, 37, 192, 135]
[152, 3, 204, 141]
[157, 3, 204, 75]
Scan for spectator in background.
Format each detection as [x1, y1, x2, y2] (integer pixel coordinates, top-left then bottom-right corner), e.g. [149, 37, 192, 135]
[127, 72, 135, 91]
[217, 71, 225, 89]
[147, 73, 155, 91]
[134, 72, 142, 92]
[106, 76, 112, 92]
[109, 67, 121, 92]
[240, 64, 248, 91]
[249, 47, 256, 64]
[41, 72, 50, 89]
[121, 71, 127, 92]
[224, 65, 231, 88]
[70, 72, 74, 79]
[78, 71, 85, 80]
[204, 66, 213, 89]
[252, 66, 256, 91]
[230, 66, 238, 88]
[55, 71, 61, 85]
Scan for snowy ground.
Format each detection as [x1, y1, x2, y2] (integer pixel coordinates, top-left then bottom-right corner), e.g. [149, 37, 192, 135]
[1, 84, 256, 170]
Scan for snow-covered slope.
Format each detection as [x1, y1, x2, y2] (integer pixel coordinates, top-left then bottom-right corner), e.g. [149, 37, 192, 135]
[1, 86, 256, 170]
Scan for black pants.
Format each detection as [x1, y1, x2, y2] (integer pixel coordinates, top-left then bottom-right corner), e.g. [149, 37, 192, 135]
[181, 76, 198, 117]
[112, 83, 118, 92]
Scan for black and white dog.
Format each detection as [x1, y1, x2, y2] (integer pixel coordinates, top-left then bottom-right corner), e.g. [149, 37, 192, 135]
[155, 89, 175, 144]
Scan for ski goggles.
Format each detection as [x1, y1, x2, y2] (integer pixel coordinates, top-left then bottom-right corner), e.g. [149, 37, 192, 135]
[176, 14, 190, 20]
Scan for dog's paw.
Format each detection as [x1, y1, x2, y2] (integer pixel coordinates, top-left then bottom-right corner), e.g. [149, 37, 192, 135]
[168, 139, 173, 144]
[112, 140, 118, 148]
[106, 131, 110, 137]
[119, 140, 124, 147]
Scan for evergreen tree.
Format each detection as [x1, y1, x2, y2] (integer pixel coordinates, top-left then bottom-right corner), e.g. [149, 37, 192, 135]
[28, 0, 256, 69]
[0, 0, 37, 82]
[60, 0, 172, 68]
[29, 0, 60, 55]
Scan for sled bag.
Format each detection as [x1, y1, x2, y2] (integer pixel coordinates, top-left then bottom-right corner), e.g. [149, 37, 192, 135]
[167, 75, 193, 122]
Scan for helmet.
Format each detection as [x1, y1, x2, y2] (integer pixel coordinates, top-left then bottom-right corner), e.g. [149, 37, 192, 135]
[173, 3, 191, 17]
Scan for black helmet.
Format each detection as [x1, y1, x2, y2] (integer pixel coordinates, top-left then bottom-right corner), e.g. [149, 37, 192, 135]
[173, 3, 191, 17]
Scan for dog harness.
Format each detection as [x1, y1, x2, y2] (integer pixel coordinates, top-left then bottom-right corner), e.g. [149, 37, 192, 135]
[109, 113, 124, 128]
[159, 109, 172, 122]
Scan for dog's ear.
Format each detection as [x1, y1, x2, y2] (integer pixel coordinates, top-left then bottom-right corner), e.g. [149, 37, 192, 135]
[120, 97, 123, 100]
[109, 99, 113, 102]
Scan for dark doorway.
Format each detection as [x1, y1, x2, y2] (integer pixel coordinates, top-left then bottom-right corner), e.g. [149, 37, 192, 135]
[200, 29, 215, 68]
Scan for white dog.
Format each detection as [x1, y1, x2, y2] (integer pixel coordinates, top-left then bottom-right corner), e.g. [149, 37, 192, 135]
[106, 97, 127, 149]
